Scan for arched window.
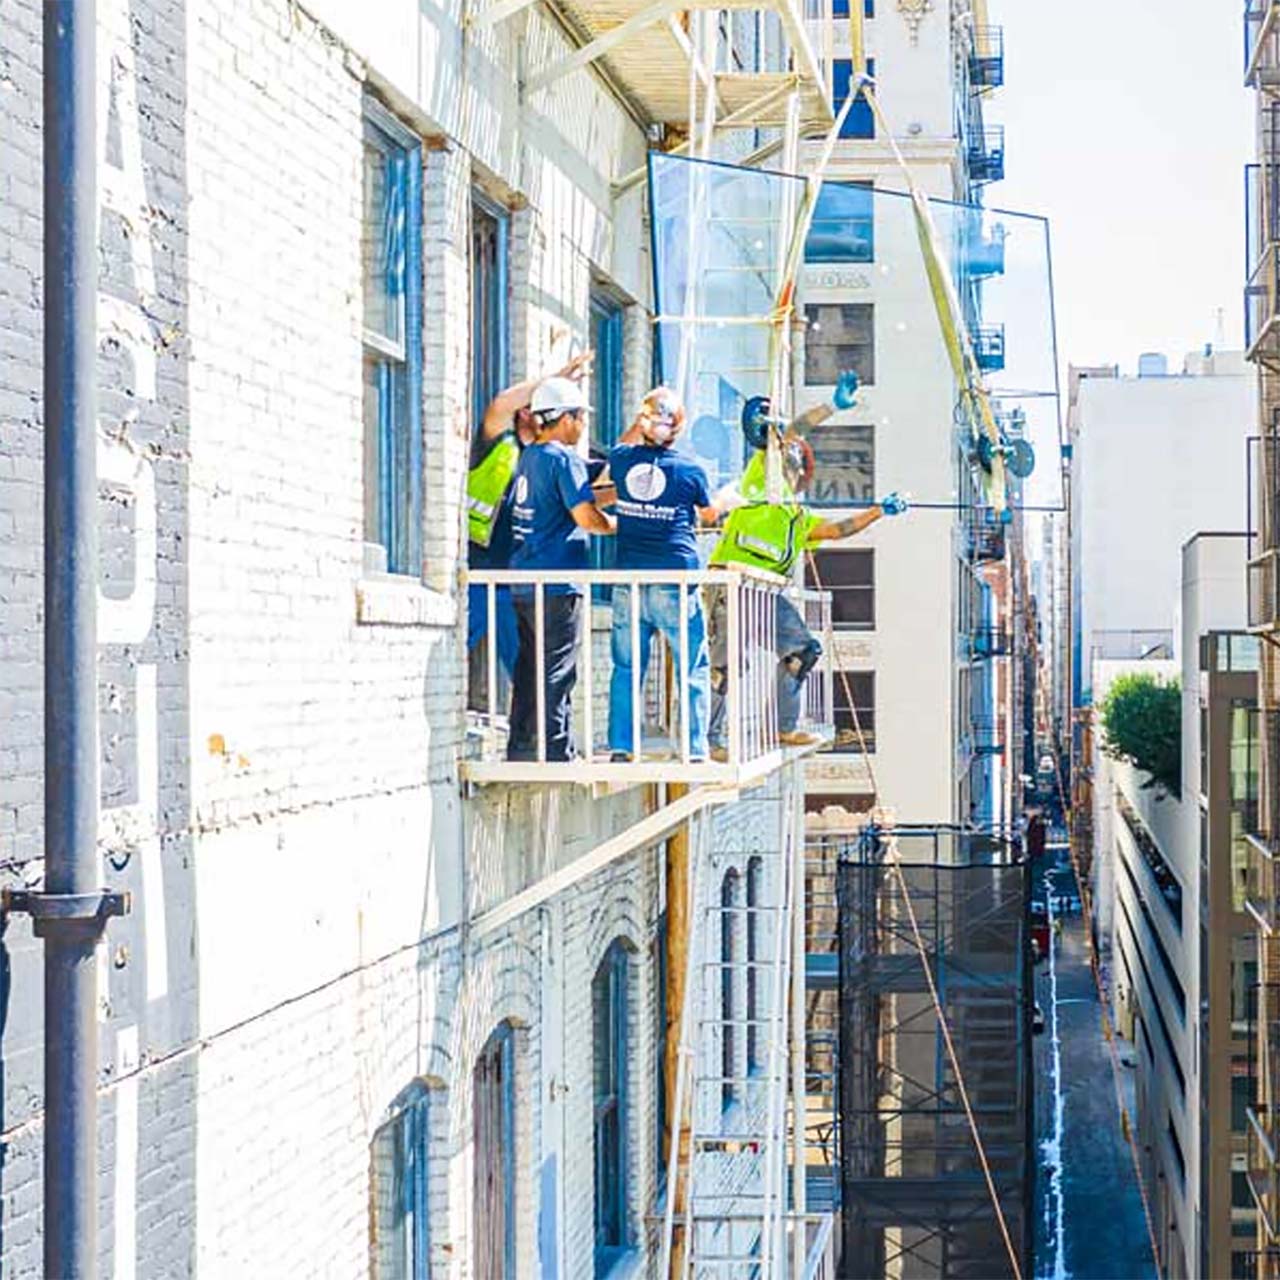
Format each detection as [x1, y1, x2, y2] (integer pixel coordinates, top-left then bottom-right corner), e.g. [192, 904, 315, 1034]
[722, 869, 742, 1108]
[474, 1024, 516, 1280]
[593, 939, 630, 1273]
[746, 856, 763, 1074]
[370, 1082, 430, 1279]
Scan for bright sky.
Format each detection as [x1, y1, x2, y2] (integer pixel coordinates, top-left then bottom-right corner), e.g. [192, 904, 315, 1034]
[992, 2, 1254, 377]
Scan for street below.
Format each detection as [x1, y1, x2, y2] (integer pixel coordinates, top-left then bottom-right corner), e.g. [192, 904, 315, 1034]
[1033, 846, 1156, 1280]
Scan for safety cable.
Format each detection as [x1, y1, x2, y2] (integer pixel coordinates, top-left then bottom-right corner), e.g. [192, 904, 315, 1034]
[806, 547, 1025, 1280]
[1022, 592, 1164, 1279]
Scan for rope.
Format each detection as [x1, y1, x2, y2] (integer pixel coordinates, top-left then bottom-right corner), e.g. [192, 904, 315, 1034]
[1023, 592, 1164, 1279]
[806, 547, 1024, 1280]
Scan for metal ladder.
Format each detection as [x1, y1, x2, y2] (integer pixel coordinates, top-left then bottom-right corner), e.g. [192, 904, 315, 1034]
[663, 770, 803, 1277]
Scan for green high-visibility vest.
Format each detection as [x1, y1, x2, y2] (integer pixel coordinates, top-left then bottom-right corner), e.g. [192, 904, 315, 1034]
[710, 449, 807, 574]
[710, 501, 809, 576]
[466, 434, 520, 548]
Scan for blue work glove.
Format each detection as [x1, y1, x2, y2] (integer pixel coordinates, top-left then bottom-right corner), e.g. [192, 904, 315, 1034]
[879, 491, 908, 517]
[832, 370, 860, 410]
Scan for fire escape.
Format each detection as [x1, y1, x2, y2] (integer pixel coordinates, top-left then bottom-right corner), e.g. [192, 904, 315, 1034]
[1245, 6, 1280, 1277]
[464, 0, 842, 1271]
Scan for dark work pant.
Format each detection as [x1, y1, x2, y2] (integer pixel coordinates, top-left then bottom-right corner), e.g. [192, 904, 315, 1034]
[509, 593, 583, 762]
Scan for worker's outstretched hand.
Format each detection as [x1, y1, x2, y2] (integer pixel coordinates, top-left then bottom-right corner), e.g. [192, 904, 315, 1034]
[879, 491, 908, 517]
[832, 370, 860, 410]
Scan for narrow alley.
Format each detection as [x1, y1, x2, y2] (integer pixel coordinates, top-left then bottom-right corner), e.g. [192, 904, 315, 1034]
[1034, 846, 1156, 1280]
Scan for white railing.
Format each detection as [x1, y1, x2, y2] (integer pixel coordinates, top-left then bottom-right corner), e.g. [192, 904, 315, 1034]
[465, 567, 833, 784]
[793, 1211, 836, 1279]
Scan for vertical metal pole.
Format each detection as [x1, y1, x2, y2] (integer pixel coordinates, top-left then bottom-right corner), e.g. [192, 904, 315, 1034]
[789, 765, 808, 1277]
[43, 3, 100, 1276]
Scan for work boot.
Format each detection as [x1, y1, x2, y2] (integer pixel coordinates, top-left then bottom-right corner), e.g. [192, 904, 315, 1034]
[779, 730, 821, 747]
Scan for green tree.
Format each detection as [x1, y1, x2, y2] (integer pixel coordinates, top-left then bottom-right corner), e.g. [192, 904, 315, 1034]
[1099, 672, 1182, 799]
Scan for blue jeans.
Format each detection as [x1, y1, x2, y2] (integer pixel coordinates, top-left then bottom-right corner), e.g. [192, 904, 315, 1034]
[468, 583, 519, 677]
[707, 589, 815, 746]
[608, 584, 710, 758]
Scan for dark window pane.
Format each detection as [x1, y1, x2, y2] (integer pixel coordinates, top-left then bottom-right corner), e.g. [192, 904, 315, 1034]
[833, 670, 875, 753]
[805, 302, 875, 386]
[807, 549, 874, 629]
[806, 422, 874, 506]
[472, 199, 510, 432]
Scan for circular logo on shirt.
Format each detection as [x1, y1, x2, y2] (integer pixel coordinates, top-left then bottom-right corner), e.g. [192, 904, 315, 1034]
[515, 475, 529, 504]
[627, 463, 667, 502]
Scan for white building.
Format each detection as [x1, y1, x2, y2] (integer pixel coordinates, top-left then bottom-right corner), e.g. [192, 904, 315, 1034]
[1101, 534, 1256, 1280]
[0, 0, 843, 1274]
[1070, 352, 1253, 706]
[798, 2, 1017, 830]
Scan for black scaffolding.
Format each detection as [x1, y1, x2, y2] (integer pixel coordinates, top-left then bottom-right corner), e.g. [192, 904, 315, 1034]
[834, 826, 1033, 1280]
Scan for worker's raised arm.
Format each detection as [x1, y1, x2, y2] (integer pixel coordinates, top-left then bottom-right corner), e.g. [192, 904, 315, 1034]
[481, 350, 593, 439]
[571, 502, 616, 534]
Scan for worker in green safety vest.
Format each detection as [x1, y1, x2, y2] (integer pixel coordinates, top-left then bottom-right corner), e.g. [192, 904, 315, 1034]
[467, 349, 593, 681]
[706, 378, 908, 754]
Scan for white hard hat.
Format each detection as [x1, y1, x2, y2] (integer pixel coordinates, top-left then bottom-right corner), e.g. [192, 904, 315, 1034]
[531, 376, 589, 420]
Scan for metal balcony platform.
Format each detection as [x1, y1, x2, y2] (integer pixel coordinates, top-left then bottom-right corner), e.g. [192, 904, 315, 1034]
[461, 737, 831, 786]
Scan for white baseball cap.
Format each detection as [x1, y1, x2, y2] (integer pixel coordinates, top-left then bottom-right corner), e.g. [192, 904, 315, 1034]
[531, 376, 590, 420]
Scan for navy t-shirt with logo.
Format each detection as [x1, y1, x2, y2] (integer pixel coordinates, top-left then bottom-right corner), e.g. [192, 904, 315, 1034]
[510, 441, 595, 593]
[610, 444, 711, 571]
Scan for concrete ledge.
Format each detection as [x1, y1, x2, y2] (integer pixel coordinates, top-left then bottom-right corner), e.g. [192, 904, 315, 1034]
[355, 576, 457, 627]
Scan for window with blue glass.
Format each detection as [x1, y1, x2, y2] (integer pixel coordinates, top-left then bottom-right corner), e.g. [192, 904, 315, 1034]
[832, 58, 875, 139]
[474, 1024, 517, 1280]
[804, 181, 874, 263]
[472, 195, 510, 433]
[362, 101, 423, 576]
[370, 1083, 431, 1280]
[590, 289, 626, 594]
[593, 940, 630, 1273]
[831, 0, 874, 16]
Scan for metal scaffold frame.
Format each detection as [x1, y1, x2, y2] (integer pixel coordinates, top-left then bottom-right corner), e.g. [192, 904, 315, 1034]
[832, 827, 1032, 1280]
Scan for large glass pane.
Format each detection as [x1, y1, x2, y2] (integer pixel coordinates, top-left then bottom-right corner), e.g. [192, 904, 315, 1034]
[650, 153, 1063, 512]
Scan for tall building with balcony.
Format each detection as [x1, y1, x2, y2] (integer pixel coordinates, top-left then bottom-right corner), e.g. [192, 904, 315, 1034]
[1097, 535, 1256, 1280]
[793, 2, 1018, 839]
[0, 0, 846, 1273]
[1243, 6, 1280, 1276]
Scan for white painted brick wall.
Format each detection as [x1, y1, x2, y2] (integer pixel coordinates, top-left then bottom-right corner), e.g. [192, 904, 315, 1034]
[0, 0, 805, 1274]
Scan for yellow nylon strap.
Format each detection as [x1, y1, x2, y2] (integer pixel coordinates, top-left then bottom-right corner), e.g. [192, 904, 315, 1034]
[849, 0, 866, 79]
[859, 83, 1008, 511]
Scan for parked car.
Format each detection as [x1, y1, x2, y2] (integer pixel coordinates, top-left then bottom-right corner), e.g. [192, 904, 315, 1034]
[1032, 1004, 1046, 1035]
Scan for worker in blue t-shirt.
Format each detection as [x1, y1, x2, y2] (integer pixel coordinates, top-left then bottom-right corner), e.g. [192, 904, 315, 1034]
[606, 387, 721, 761]
[467, 349, 592, 688]
[507, 376, 616, 762]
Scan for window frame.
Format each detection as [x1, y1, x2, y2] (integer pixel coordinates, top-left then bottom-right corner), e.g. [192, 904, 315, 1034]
[804, 180, 875, 265]
[473, 1023, 517, 1280]
[746, 857, 763, 1074]
[831, 58, 876, 140]
[471, 191, 511, 435]
[806, 548, 875, 631]
[832, 670, 876, 754]
[361, 99, 424, 578]
[805, 420, 874, 507]
[370, 1082, 431, 1280]
[804, 301, 875, 388]
[721, 869, 741, 1111]
[593, 940, 631, 1273]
